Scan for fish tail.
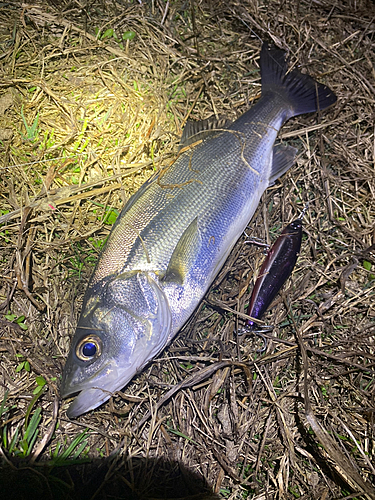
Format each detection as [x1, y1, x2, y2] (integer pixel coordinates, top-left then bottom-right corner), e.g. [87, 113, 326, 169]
[260, 43, 337, 117]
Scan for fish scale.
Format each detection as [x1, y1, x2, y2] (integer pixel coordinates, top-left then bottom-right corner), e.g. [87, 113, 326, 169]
[92, 95, 286, 283]
[61, 43, 337, 418]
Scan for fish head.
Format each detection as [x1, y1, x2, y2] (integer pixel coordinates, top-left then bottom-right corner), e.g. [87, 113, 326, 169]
[61, 271, 172, 418]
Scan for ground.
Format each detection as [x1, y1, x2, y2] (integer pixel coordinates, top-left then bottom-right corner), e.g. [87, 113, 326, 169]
[0, 1, 375, 499]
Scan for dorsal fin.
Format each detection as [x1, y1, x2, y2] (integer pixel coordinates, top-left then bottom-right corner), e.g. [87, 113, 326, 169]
[179, 116, 232, 149]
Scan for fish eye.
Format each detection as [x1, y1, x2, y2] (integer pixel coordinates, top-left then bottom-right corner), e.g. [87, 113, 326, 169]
[76, 335, 102, 361]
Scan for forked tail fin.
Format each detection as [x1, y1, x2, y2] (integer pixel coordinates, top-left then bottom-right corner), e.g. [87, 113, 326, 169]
[260, 43, 337, 117]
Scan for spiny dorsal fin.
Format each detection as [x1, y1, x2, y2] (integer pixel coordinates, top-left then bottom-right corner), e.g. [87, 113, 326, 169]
[179, 115, 232, 149]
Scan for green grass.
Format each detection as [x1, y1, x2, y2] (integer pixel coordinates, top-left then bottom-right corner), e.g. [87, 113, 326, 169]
[166, 426, 199, 445]
[94, 26, 136, 50]
[68, 242, 98, 279]
[89, 201, 119, 225]
[4, 312, 28, 330]
[50, 430, 91, 466]
[2, 394, 42, 458]
[20, 105, 39, 142]
[1, 391, 91, 464]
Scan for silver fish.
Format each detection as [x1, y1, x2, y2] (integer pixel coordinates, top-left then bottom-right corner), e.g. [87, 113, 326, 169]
[61, 43, 336, 417]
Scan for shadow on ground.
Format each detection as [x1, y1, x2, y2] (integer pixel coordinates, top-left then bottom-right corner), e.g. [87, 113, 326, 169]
[1, 455, 219, 500]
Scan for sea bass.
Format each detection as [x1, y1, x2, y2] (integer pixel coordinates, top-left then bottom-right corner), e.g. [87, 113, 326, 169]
[61, 43, 336, 417]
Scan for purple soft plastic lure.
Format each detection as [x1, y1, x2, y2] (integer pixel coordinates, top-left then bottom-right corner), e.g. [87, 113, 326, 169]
[247, 218, 303, 330]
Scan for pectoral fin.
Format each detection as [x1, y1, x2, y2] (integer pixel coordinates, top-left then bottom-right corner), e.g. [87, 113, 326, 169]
[164, 217, 201, 284]
[268, 144, 297, 186]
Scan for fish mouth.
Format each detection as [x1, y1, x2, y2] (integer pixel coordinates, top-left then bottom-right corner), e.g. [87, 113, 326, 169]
[61, 360, 142, 418]
[61, 361, 118, 418]
[64, 386, 114, 419]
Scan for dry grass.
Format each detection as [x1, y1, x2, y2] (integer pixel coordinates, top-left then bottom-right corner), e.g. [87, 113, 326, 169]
[0, 0, 375, 499]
